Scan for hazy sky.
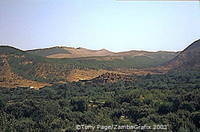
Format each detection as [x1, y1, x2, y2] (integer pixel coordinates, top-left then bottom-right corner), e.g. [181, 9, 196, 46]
[0, 0, 200, 52]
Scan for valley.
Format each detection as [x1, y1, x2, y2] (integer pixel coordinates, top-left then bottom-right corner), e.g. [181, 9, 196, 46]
[0, 43, 180, 88]
[0, 39, 200, 131]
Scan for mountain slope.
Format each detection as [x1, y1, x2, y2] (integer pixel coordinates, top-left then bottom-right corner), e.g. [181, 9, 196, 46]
[0, 45, 175, 88]
[2, 39, 198, 88]
[27, 46, 114, 58]
[0, 48, 50, 88]
[26, 46, 178, 70]
[0, 46, 120, 87]
[164, 39, 200, 70]
[27, 46, 71, 57]
[26, 46, 177, 61]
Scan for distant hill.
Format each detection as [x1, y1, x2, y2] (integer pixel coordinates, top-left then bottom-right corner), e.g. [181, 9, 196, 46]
[26, 46, 179, 70]
[0, 45, 177, 88]
[27, 46, 114, 58]
[164, 39, 200, 70]
[1, 39, 199, 88]
[26, 46, 177, 60]
[26, 46, 178, 69]
[27, 46, 71, 57]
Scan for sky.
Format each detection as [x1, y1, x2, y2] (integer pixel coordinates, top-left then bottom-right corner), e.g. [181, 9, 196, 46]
[0, 0, 200, 52]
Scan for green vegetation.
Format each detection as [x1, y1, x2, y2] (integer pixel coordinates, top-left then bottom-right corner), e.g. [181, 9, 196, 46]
[0, 46, 177, 83]
[5, 51, 174, 82]
[0, 70, 199, 131]
[27, 47, 71, 57]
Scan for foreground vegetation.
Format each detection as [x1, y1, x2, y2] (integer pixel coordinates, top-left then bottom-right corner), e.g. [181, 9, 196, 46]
[0, 70, 199, 131]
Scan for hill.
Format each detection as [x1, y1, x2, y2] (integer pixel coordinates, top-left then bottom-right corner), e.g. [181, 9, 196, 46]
[0, 41, 199, 132]
[164, 39, 200, 70]
[27, 46, 114, 58]
[1, 39, 199, 88]
[27, 46, 71, 57]
[0, 47, 50, 88]
[27, 46, 178, 70]
[27, 46, 177, 61]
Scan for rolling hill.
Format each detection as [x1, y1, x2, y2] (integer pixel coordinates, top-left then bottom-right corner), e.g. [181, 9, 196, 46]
[27, 46, 177, 61]
[0, 45, 176, 88]
[0, 46, 50, 88]
[0, 39, 199, 88]
[27, 46, 114, 58]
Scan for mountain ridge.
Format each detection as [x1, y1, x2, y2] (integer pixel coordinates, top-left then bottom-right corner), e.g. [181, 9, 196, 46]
[26, 45, 178, 59]
[0, 39, 199, 88]
[163, 39, 200, 69]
